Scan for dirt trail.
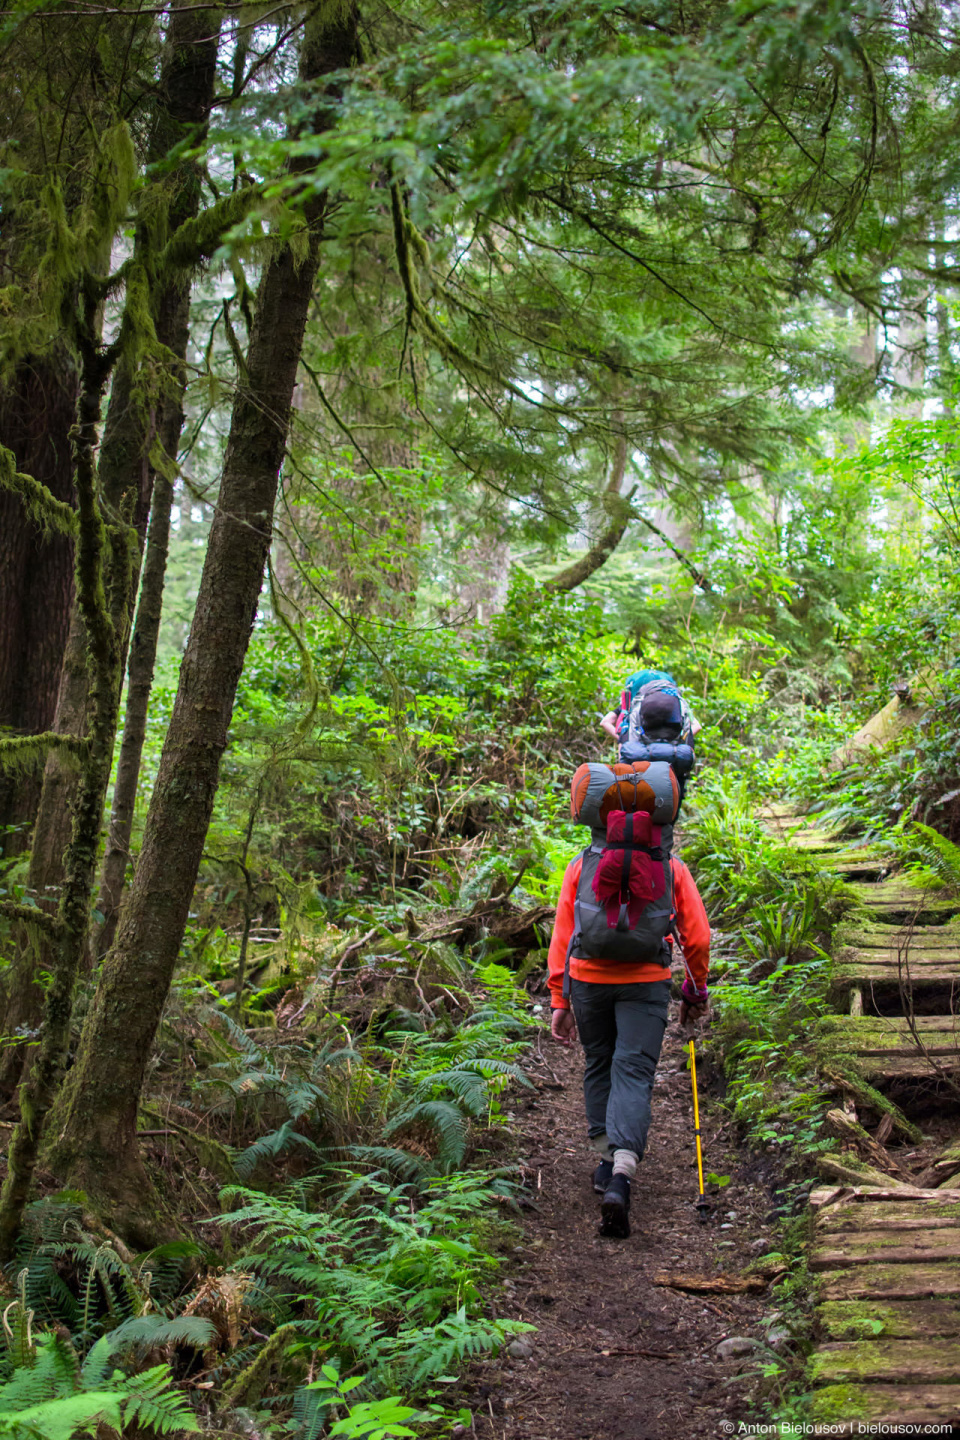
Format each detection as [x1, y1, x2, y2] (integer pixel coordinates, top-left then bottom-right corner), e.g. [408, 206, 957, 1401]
[469, 1016, 781, 1440]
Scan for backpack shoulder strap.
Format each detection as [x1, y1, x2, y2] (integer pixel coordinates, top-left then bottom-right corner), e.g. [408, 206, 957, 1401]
[562, 847, 592, 999]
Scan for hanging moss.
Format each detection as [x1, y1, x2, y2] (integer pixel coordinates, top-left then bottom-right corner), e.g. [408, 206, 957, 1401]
[0, 733, 90, 776]
[0, 445, 78, 536]
[0, 902, 62, 939]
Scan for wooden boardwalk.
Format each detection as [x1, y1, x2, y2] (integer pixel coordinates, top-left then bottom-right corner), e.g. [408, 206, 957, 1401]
[761, 808, 960, 1432]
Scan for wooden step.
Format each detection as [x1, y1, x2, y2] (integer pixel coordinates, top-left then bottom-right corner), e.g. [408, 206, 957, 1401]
[810, 1384, 960, 1432]
[824, 856, 894, 879]
[811, 1336, 960, 1385]
[817, 1015, 960, 1078]
[845, 880, 960, 918]
[852, 926, 960, 951]
[785, 829, 845, 852]
[817, 1297, 960, 1340]
[817, 1199, 960, 1233]
[810, 1185, 960, 1208]
[861, 1055, 960, 1079]
[832, 953, 960, 989]
[811, 1228, 960, 1270]
[815, 1260, 960, 1301]
[819, 1014, 960, 1050]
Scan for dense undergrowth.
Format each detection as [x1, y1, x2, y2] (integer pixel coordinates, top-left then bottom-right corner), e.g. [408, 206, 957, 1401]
[3, 421, 960, 1437]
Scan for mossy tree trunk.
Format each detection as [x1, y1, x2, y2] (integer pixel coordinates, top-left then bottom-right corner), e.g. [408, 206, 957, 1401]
[0, 323, 121, 1262]
[44, 2, 361, 1240]
[93, 473, 174, 959]
[94, 2, 224, 957]
[0, 356, 78, 856]
[0, 0, 224, 1092]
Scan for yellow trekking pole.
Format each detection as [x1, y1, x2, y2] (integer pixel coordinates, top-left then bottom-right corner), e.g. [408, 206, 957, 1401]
[688, 1038, 710, 1223]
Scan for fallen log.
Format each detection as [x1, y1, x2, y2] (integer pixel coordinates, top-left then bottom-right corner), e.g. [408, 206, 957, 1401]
[653, 1271, 768, 1295]
[817, 1154, 912, 1190]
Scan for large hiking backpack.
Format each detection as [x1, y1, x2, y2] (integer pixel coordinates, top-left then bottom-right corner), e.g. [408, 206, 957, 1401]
[563, 760, 678, 996]
[617, 674, 695, 786]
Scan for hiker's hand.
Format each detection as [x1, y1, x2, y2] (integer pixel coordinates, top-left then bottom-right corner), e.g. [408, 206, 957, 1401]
[679, 998, 710, 1028]
[551, 1007, 577, 1045]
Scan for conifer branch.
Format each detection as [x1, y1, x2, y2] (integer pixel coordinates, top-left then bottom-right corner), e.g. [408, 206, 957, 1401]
[390, 182, 575, 420]
[0, 446, 78, 537]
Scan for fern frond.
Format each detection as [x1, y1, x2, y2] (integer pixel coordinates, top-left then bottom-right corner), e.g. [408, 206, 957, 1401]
[383, 1101, 467, 1168]
[101, 1314, 217, 1355]
[120, 1363, 201, 1434]
[909, 822, 960, 892]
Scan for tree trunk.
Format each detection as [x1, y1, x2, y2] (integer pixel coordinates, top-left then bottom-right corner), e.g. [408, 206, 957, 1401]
[94, 472, 174, 958]
[0, 0, 223, 1090]
[0, 330, 121, 1262]
[0, 355, 77, 854]
[45, 3, 361, 1239]
[94, 0, 216, 950]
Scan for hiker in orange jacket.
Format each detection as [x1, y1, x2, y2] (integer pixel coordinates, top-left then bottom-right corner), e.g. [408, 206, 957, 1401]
[547, 852, 710, 1237]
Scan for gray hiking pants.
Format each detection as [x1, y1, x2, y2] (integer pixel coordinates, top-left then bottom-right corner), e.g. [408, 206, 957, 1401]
[569, 977, 671, 1159]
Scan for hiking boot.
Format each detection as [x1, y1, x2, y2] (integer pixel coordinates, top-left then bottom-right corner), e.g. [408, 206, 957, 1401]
[599, 1173, 631, 1239]
[592, 1159, 613, 1194]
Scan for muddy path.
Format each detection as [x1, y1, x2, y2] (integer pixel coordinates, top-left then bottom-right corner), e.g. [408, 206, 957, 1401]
[468, 1016, 781, 1440]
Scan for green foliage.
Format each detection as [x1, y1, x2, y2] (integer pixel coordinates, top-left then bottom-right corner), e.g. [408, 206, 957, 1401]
[218, 1172, 531, 1406]
[0, 1332, 198, 1440]
[895, 822, 960, 894]
[684, 779, 835, 1144]
[6, 1197, 212, 1360]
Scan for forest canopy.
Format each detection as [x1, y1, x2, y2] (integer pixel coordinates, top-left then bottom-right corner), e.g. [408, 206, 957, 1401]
[2, 0, 960, 1434]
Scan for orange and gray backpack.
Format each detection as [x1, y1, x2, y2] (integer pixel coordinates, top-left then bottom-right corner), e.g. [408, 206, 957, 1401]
[562, 759, 680, 997]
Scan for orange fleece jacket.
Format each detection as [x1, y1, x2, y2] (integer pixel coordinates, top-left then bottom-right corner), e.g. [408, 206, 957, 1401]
[547, 855, 710, 1010]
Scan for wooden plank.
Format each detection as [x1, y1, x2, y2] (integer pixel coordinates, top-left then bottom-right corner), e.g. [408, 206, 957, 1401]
[848, 945, 960, 961]
[817, 1297, 960, 1340]
[758, 803, 806, 821]
[818, 1015, 960, 1056]
[822, 1015, 960, 1032]
[850, 1036, 959, 1057]
[824, 860, 891, 876]
[811, 1337, 960, 1385]
[809, 1186, 846, 1211]
[810, 1383, 960, 1431]
[788, 832, 845, 852]
[835, 948, 960, 966]
[846, 881, 960, 916]
[811, 1229, 960, 1269]
[859, 1055, 960, 1079]
[812, 1186, 960, 1205]
[817, 1204, 960, 1234]
[853, 927, 960, 951]
[832, 964, 959, 985]
[815, 1262, 960, 1301]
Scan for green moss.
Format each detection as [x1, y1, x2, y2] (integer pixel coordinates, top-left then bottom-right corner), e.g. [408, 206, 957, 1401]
[0, 444, 78, 536]
[816, 1300, 891, 1340]
[810, 1383, 871, 1421]
[0, 732, 90, 776]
